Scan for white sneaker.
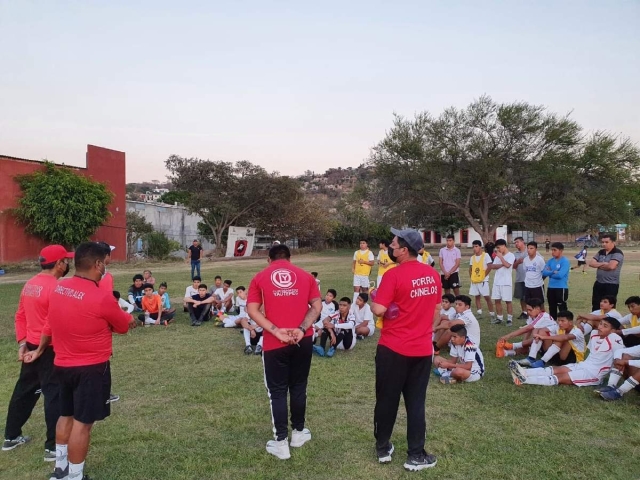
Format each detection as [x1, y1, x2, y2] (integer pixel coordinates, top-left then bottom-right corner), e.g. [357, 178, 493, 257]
[290, 428, 311, 447]
[266, 439, 290, 459]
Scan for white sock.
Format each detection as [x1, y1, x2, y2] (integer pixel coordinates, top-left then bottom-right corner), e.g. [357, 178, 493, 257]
[504, 349, 516, 356]
[524, 375, 558, 386]
[243, 329, 251, 346]
[477, 309, 483, 315]
[513, 342, 523, 350]
[507, 314, 513, 322]
[525, 367, 553, 377]
[55, 444, 68, 470]
[607, 370, 622, 387]
[489, 311, 496, 318]
[618, 378, 639, 394]
[541, 344, 560, 363]
[258, 335, 263, 347]
[582, 323, 593, 335]
[69, 461, 85, 479]
[528, 340, 542, 359]
[497, 315, 504, 322]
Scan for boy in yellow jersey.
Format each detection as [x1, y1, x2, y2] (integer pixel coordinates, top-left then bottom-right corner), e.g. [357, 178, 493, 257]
[417, 248, 435, 267]
[376, 240, 397, 287]
[576, 295, 622, 335]
[468, 240, 495, 320]
[618, 296, 640, 347]
[528, 311, 585, 368]
[352, 240, 375, 304]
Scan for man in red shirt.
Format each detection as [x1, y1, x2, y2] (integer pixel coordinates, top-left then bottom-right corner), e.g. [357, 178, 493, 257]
[25, 242, 136, 480]
[97, 242, 115, 294]
[3, 245, 73, 461]
[371, 228, 441, 472]
[247, 244, 321, 460]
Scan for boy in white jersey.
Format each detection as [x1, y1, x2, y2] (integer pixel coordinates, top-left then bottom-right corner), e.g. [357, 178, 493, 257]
[468, 240, 495, 320]
[212, 279, 234, 316]
[352, 292, 375, 339]
[576, 295, 622, 335]
[183, 276, 201, 312]
[216, 286, 250, 329]
[528, 311, 585, 368]
[597, 343, 640, 400]
[495, 298, 557, 365]
[432, 294, 456, 353]
[509, 317, 624, 387]
[236, 287, 264, 355]
[486, 239, 515, 326]
[433, 324, 485, 384]
[433, 295, 481, 354]
[352, 240, 375, 303]
[618, 295, 640, 348]
[314, 289, 338, 340]
[314, 297, 357, 357]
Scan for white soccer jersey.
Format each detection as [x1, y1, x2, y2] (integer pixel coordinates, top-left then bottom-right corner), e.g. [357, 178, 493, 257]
[456, 310, 481, 347]
[591, 309, 623, 320]
[351, 303, 374, 331]
[451, 338, 485, 375]
[214, 287, 234, 302]
[184, 285, 198, 298]
[583, 333, 625, 372]
[236, 297, 247, 317]
[559, 326, 586, 361]
[441, 307, 456, 321]
[316, 301, 337, 328]
[527, 312, 558, 334]
[523, 254, 546, 288]
[492, 252, 516, 286]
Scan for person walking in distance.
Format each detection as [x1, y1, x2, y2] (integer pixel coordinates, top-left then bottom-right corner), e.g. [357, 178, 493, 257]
[24, 242, 137, 480]
[3, 245, 73, 461]
[246, 244, 322, 460]
[438, 234, 461, 295]
[588, 234, 624, 312]
[371, 228, 441, 472]
[187, 239, 203, 280]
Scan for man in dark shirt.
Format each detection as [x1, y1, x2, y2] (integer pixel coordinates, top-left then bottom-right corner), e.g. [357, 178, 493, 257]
[184, 285, 212, 326]
[588, 234, 624, 311]
[127, 274, 145, 311]
[187, 240, 203, 280]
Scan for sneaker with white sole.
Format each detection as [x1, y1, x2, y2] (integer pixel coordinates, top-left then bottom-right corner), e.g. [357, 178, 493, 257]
[44, 448, 56, 462]
[254, 345, 263, 356]
[49, 465, 69, 480]
[108, 393, 120, 404]
[404, 452, 437, 471]
[290, 428, 311, 447]
[266, 439, 290, 459]
[2, 435, 31, 451]
[377, 442, 394, 463]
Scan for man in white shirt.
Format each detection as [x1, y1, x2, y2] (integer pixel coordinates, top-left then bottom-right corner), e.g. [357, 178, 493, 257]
[213, 280, 235, 313]
[523, 241, 546, 305]
[487, 239, 515, 326]
[352, 293, 375, 340]
[439, 235, 461, 295]
[183, 276, 201, 312]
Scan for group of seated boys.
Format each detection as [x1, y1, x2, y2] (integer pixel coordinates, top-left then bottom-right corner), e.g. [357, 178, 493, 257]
[117, 270, 176, 326]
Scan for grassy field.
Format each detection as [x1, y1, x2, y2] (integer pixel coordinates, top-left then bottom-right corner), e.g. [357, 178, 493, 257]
[1, 248, 640, 480]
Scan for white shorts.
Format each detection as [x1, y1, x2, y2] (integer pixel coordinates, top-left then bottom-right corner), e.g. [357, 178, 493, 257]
[353, 275, 370, 288]
[358, 322, 375, 337]
[466, 371, 483, 383]
[491, 284, 513, 302]
[469, 282, 490, 297]
[566, 363, 608, 387]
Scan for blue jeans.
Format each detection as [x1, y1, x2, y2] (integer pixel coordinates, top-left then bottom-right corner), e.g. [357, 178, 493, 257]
[191, 260, 201, 279]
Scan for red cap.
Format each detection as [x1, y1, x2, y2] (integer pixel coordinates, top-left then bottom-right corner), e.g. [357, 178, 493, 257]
[39, 245, 74, 264]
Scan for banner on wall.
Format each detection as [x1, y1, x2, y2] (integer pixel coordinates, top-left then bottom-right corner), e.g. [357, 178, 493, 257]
[225, 226, 256, 258]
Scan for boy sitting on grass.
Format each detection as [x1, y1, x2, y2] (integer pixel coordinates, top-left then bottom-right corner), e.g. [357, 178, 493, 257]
[618, 296, 640, 347]
[113, 291, 134, 313]
[433, 295, 480, 354]
[527, 311, 585, 368]
[313, 297, 356, 357]
[576, 295, 622, 335]
[509, 316, 624, 387]
[219, 286, 249, 328]
[314, 289, 338, 342]
[597, 343, 640, 401]
[184, 284, 212, 326]
[433, 324, 485, 384]
[157, 282, 176, 319]
[495, 298, 558, 366]
[139, 283, 174, 326]
[432, 294, 456, 353]
[183, 276, 201, 312]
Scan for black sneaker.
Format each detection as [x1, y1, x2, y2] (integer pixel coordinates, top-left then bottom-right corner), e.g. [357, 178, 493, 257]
[254, 345, 263, 356]
[244, 345, 253, 355]
[49, 465, 68, 480]
[2, 435, 31, 451]
[519, 312, 528, 321]
[377, 442, 394, 463]
[108, 393, 120, 403]
[357, 334, 365, 341]
[404, 452, 437, 471]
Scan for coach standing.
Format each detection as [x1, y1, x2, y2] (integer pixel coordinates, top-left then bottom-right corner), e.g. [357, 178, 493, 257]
[3, 245, 73, 461]
[371, 228, 441, 472]
[247, 244, 321, 460]
[25, 242, 136, 480]
[588, 234, 624, 311]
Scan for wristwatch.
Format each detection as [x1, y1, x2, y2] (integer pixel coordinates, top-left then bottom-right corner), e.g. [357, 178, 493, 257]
[298, 326, 306, 334]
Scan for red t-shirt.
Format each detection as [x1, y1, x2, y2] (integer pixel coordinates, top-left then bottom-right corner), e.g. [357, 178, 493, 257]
[14, 273, 59, 345]
[374, 260, 441, 357]
[247, 259, 321, 351]
[43, 276, 132, 367]
[99, 271, 114, 294]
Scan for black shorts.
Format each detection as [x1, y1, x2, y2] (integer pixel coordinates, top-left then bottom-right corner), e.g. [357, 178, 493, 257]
[513, 282, 525, 300]
[524, 286, 545, 303]
[549, 348, 577, 366]
[250, 330, 263, 346]
[577, 261, 586, 266]
[623, 334, 640, 348]
[441, 272, 461, 290]
[56, 361, 111, 424]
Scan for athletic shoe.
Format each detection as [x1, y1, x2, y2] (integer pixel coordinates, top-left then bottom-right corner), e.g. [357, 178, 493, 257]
[517, 357, 534, 367]
[326, 346, 336, 358]
[254, 345, 263, 356]
[440, 375, 457, 385]
[495, 339, 505, 358]
[312, 345, 325, 357]
[290, 428, 311, 447]
[194, 321, 202, 327]
[508, 360, 527, 384]
[49, 466, 68, 480]
[2, 435, 31, 451]
[506, 320, 512, 327]
[594, 385, 616, 395]
[404, 452, 437, 471]
[44, 448, 56, 462]
[490, 318, 503, 324]
[600, 388, 623, 401]
[377, 442, 394, 463]
[109, 394, 120, 403]
[518, 312, 528, 321]
[530, 360, 545, 368]
[244, 345, 253, 355]
[432, 368, 442, 377]
[476, 310, 483, 316]
[356, 334, 365, 341]
[503, 342, 513, 349]
[266, 439, 290, 460]
[215, 321, 224, 328]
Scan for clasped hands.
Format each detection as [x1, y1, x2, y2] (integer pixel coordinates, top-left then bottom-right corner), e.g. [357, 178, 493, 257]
[273, 327, 304, 345]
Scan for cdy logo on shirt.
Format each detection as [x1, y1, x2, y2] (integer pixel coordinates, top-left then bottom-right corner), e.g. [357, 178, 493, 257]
[271, 269, 299, 296]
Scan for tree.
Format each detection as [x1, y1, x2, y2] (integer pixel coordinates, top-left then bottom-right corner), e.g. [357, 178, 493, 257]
[13, 162, 113, 247]
[369, 96, 640, 243]
[145, 231, 181, 259]
[126, 211, 153, 257]
[158, 190, 191, 205]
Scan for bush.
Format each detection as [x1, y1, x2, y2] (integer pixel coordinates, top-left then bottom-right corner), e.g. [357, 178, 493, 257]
[145, 232, 181, 259]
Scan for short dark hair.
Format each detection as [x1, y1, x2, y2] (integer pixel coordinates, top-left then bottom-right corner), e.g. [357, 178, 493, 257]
[96, 241, 112, 256]
[455, 295, 471, 307]
[269, 244, 291, 260]
[358, 292, 369, 303]
[236, 286, 246, 292]
[527, 241, 538, 248]
[339, 296, 352, 304]
[198, 284, 208, 290]
[113, 290, 121, 300]
[192, 276, 201, 282]
[142, 283, 154, 291]
[359, 239, 368, 243]
[450, 324, 467, 336]
[446, 234, 455, 240]
[602, 316, 621, 330]
[513, 236, 524, 242]
[601, 234, 616, 242]
[557, 310, 574, 321]
[311, 272, 318, 277]
[193, 239, 199, 242]
[397, 236, 418, 257]
[40, 261, 57, 270]
[74, 242, 108, 271]
[159, 282, 167, 288]
[327, 289, 337, 298]
[625, 296, 640, 306]
[442, 293, 455, 304]
[600, 295, 617, 306]
[495, 239, 507, 246]
[551, 242, 564, 250]
[380, 239, 391, 248]
[215, 275, 222, 280]
[472, 240, 482, 247]
[526, 298, 545, 309]
[223, 280, 232, 286]
[133, 274, 144, 282]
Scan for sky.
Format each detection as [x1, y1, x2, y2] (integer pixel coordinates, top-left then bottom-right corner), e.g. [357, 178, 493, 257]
[1, 1, 638, 183]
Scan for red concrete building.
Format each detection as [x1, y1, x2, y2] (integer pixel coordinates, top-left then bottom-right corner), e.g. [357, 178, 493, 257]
[0, 145, 126, 263]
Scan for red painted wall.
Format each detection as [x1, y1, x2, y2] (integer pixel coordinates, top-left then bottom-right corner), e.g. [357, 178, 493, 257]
[0, 145, 126, 263]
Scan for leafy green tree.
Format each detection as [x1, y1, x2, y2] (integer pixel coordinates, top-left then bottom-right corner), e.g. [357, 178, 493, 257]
[126, 211, 154, 257]
[13, 162, 113, 247]
[158, 190, 191, 205]
[145, 231, 181, 259]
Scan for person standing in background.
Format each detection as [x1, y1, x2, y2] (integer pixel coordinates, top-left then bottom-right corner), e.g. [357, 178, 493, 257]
[187, 239, 203, 280]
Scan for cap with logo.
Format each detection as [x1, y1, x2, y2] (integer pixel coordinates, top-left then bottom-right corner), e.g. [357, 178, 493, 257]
[39, 245, 75, 264]
[390, 228, 424, 253]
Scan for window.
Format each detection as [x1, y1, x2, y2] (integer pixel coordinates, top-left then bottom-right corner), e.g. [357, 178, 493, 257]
[461, 229, 469, 244]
